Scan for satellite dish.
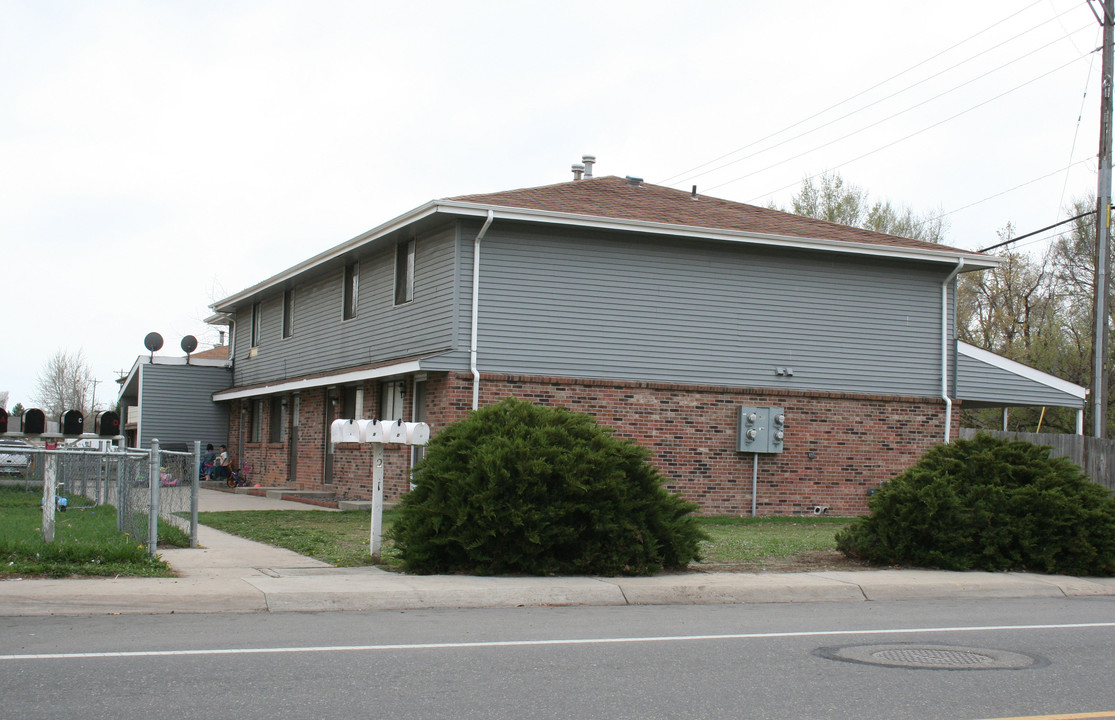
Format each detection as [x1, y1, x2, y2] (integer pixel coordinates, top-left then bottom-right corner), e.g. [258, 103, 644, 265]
[181, 335, 198, 353]
[144, 332, 164, 353]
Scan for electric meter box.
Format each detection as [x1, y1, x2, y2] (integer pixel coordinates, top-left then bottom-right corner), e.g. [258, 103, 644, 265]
[737, 406, 785, 454]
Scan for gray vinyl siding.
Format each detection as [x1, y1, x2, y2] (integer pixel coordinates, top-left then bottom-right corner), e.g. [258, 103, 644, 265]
[233, 226, 458, 387]
[139, 364, 231, 449]
[465, 222, 955, 397]
[956, 352, 1085, 408]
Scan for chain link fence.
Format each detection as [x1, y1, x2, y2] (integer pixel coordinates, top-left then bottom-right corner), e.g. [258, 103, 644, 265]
[5, 440, 200, 554]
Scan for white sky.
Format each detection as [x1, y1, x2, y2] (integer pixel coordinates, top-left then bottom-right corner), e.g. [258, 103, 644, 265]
[1, 0, 1105, 411]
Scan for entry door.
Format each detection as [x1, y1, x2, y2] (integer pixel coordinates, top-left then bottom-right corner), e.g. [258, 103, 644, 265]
[411, 378, 427, 472]
[288, 394, 299, 484]
[322, 389, 334, 485]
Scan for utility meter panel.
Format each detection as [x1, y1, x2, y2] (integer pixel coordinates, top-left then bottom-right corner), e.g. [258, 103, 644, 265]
[737, 406, 785, 454]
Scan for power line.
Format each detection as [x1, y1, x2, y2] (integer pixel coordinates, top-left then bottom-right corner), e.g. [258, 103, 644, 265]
[978, 209, 1096, 252]
[666, 10, 1088, 190]
[655, 2, 1050, 186]
[735, 52, 1094, 199]
[929, 157, 1094, 223]
[688, 25, 1091, 194]
[1059, 26, 1103, 213]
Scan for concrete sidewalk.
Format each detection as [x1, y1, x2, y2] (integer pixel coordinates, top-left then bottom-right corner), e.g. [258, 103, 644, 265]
[2, 489, 1114, 617]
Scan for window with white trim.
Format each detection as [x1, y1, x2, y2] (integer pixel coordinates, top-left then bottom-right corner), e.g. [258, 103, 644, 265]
[394, 238, 415, 305]
[343, 261, 359, 320]
[250, 302, 262, 347]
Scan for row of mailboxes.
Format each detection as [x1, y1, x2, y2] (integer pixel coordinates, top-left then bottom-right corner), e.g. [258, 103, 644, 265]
[0, 408, 120, 437]
[330, 418, 430, 446]
[737, 406, 785, 454]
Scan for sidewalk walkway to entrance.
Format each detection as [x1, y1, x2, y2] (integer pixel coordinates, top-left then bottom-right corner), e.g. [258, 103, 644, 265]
[2, 489, 1113, 617]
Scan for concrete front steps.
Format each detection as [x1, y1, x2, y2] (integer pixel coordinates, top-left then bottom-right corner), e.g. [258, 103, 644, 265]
[200, 481, 376, 511]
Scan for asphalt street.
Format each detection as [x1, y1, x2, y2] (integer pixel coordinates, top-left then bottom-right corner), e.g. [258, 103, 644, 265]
[2, 597, 1113, 720]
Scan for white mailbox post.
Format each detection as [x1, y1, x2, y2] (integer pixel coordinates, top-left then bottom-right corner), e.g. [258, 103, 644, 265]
[329, 418, 430, 557]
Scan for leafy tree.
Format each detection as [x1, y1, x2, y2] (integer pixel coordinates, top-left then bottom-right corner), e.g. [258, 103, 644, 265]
[388, 398, 706, 576]
[778, 170, 948, 243]
[34, 348, 96, 418]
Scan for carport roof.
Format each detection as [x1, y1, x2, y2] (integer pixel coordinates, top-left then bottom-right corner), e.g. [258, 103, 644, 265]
[956, 342, 1086, 410]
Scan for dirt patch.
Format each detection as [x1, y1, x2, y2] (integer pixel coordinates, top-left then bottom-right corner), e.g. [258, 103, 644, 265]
[691, 549, 878, 573]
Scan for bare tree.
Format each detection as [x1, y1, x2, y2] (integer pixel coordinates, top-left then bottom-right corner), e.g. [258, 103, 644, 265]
[34, 349, 95, 418]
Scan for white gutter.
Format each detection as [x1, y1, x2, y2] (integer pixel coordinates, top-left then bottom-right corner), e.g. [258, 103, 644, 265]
[210, 199, 1000, 313]
[212, 360, 423, 402]
[941, 258, 965, 443]
[471, 210, 496, 410]
[437, 200, 1002, 271]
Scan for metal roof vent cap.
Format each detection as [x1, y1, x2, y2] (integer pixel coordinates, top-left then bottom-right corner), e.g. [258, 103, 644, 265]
[572, 163, 584, 181]
[582, 155, 595, 178]
[625, 175, 643, 187]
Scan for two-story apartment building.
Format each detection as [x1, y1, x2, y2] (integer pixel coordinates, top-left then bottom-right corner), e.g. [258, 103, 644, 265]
[207, 172, 1082, 515]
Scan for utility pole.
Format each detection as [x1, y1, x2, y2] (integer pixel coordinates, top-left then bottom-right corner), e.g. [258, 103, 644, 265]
[1093, 0, 1114, 438]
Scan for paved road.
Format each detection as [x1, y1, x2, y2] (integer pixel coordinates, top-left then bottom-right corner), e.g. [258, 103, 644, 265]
[2, 597, 1113, 720]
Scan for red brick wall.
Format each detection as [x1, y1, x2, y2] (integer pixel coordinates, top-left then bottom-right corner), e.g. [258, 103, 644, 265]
[438, 372, 956, 516]
[227, 370, 958, 516]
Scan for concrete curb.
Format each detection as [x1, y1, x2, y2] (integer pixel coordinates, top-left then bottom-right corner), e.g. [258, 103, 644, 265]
[4, 568, 1113, 617]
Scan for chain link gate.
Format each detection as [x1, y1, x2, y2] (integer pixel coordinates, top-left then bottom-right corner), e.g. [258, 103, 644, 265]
[16, 440, 200, 555]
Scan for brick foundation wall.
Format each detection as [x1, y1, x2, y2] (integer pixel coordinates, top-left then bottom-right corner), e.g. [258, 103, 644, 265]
[228, 370, 958, 516]
[442, 372, 957, 516]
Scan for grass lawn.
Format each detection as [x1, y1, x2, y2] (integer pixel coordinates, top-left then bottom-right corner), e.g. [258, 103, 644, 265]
[0, 486, 183, 578]
[196, 509, 864, 573]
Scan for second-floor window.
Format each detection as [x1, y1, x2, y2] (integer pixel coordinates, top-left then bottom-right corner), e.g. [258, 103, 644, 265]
[250, 302, 262, 347]
[282, 290, 294, 339]
[395, 238, 415, 305]
[343, 261, 359, 320]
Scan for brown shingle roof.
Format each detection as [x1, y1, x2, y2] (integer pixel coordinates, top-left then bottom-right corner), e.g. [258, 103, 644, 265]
[448, 175, 969, 255]
[190, 345, 229, 361]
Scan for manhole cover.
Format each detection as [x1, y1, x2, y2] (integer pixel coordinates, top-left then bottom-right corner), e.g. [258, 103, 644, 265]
[814, 643, 1048, 670]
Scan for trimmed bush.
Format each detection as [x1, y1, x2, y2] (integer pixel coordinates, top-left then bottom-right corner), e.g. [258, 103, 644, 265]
[836, 434, 1115, 576]
[387, 398, 706, 576]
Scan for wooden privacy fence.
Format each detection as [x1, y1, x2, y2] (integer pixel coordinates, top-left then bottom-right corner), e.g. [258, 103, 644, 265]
[959, 429, 1115, 493]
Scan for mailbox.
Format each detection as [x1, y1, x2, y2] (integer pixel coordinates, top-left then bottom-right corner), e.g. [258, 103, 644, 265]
[403, 421, 430, 446]
[95, 411, 120, 437]
[330, 419, 361, 444]
[0, 408, 7, 434]
[61, 410, 84, 436]
[359, 419, 386, 443]
[22, 408, 46, 435]
[379, 419, 407, 443]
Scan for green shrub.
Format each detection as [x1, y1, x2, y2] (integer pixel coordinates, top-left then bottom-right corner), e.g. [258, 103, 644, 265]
[836, 434, 1115, 575]
[387, 398, 706, 576]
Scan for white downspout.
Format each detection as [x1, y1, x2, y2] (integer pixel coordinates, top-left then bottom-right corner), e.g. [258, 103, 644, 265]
[471, 210, 496, 410]
[942, 258, 965, 443]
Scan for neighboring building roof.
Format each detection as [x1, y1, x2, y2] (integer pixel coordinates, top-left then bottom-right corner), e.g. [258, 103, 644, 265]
[212, 175, 997, 314]
[116, 353, 232, 405]
[190, 345, 229, 361]
[956, 342, 1087, 409]
[448, 175, 961, 255]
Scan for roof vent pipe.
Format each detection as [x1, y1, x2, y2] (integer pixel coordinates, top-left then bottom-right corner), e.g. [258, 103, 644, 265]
[582, 155, 595, 178]
[572, 163, 584, 181]
[691, 185, 698, 199]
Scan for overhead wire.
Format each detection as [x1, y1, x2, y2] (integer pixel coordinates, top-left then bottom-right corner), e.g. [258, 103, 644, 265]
[734, 52, 1096, 199]
[690, 25, 1091, 195]
[663, 8, 1088, 190]
[1058, 25, 1102, 213]
[930, 157, 1094, 223]
[655, 1, 1049, 186]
